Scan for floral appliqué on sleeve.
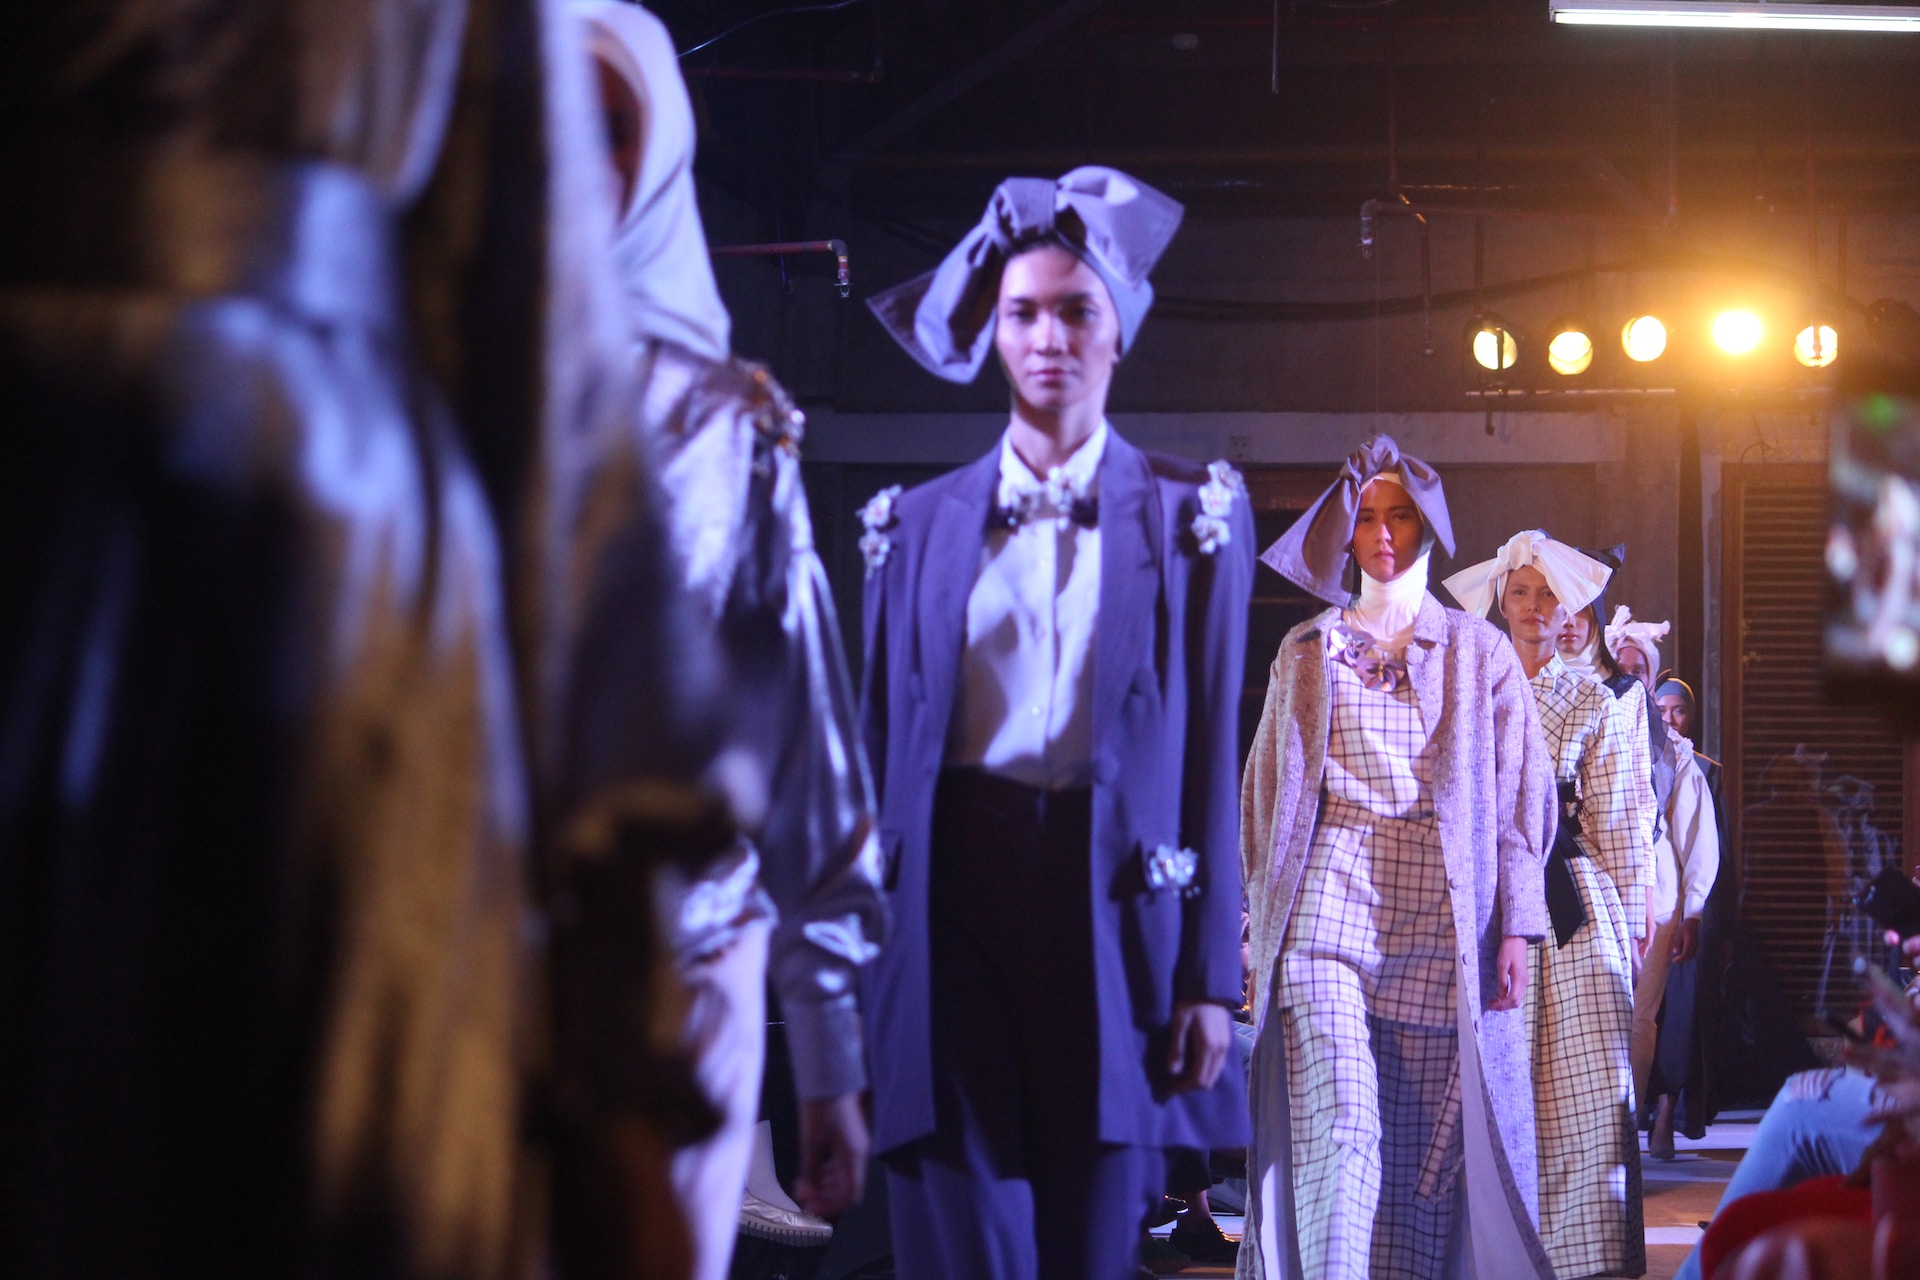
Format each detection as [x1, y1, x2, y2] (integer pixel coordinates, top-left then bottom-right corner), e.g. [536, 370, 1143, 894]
[859, 485, 904, 576]
[1190, 459, 1246, 555]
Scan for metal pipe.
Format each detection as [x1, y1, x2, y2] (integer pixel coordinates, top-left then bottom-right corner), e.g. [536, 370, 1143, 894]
[1363, 196, 1669, 232]
[1665, 36, 1680, 222]
[684, 65, 881, 82]
[1386, 5, 1399, 196]
[710, 239, 851, 297]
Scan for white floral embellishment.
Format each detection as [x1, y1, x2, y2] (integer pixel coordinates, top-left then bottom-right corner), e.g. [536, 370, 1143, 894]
[1190, 459, 1246, 555]
[858, 485, 904, 576]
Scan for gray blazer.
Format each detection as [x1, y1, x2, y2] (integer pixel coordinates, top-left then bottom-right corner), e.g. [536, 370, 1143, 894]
[1240, 593, 1556, 1277]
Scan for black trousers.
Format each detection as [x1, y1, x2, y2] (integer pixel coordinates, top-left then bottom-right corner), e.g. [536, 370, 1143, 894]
[884, 769, 1157, 1280]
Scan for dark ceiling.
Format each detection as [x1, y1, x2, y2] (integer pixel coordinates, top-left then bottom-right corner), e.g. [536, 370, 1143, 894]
[644, 0, 1920, 230]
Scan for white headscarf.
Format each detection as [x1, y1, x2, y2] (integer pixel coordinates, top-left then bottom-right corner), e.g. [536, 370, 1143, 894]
[1604, 605, 1669, 673]
[1440, 529, 1613, 621]
[576, 1, 733, 361]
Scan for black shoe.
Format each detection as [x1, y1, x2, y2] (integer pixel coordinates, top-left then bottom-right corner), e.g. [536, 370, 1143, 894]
[1144, 1195, 1183, 1229]
[1169, 1214, 1240, 1266]
[1141, 1232, 1190, 1267]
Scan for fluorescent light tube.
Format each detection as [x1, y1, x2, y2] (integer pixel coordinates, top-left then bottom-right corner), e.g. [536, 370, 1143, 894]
[1551, 2, 1920, 31]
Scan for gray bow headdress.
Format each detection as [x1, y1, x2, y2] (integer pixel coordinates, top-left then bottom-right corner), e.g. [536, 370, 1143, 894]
[1260, 436, 1456, 605]
[867, 166, 1184, 383]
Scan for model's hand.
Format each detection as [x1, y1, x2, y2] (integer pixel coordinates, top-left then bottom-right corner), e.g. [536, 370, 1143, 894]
[793, 1092, 869, 1219]
[1489, 936, 1529, 1011]
[1639, 899, 1659, 960]
[1670, 917, 1702, 965]
[1886, 928, 1920, 968]
[1167, 1001, 1232, 1093]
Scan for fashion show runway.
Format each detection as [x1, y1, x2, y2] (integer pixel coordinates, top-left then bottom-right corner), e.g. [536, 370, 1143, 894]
[1140, 1115, 1759, 1279]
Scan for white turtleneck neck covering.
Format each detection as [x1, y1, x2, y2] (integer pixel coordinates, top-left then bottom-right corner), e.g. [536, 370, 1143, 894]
[1344, 548, 1431, 659]
[1558, 606, 1611, 682]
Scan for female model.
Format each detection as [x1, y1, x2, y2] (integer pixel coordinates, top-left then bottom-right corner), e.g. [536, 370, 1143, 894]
[1241, 441, 1556, 1280]
[859, 167, 1253, 1280]
[1445, 531, 1651, 1279]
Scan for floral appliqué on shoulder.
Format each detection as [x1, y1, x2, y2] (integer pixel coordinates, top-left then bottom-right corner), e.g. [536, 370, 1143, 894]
[859, 485, 904, 577]
[1190, 459, 1246, 555]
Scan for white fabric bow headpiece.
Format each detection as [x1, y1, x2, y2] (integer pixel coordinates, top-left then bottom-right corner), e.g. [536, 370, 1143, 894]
[1440, 529, 1613, 620]
[1604, 604, 1670, 665]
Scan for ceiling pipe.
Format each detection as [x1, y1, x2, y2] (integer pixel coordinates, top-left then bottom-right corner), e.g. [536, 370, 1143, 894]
[1360, 197, 1670, 255]
[710, 239, 852, 297]
[685, 66, 880, 82]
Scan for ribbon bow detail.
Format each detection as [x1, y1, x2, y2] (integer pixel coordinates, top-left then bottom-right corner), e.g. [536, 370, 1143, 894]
[1329, 623, 1410, 693]
[1259, 435, 1453, 606]
[988, 460, 1098, 530]
[866, 166, 1184, 384]
[1439, 529, 1613, 621]
[1603, 604, 1670, 660]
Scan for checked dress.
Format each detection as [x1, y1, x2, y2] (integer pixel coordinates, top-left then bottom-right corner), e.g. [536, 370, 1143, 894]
[1277, 625, 1464, 1280]
[1525, 655, 1651, 1279]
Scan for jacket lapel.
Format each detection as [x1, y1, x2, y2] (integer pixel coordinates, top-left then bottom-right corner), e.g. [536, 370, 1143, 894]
[915, 449, 998, 757]
[1092, 434, 1159, 775]
[1404, 592, 1449, 745]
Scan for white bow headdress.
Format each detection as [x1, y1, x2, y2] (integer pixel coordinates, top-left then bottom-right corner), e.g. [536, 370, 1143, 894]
[1440, 529, 1613, 620]
[1604, 605, 1670, 663]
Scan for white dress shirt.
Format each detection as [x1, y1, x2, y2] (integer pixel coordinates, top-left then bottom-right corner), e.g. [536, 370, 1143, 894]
[948, 422, 1106, 791]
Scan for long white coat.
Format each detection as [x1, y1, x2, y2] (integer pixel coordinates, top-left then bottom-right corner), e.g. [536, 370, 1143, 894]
[1238, 595, 1558, 1280]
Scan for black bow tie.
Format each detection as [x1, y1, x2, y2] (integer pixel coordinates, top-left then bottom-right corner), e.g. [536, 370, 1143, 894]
[987, 494, 1098, 531]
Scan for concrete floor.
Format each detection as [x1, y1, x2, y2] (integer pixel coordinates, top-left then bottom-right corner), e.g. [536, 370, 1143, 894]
[1143, 1116, 1760, 1279]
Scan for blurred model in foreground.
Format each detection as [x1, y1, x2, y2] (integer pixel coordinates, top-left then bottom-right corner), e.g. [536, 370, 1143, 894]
[860, 166, 1252, 1279]
[574, 5, 887, 1277]
[1242, 439, 1555, 1280]
[0, 3, 728, 1277]
[1446, 532, 1651, 1279]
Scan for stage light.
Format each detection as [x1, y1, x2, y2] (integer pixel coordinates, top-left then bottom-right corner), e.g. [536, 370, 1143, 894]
[1795, 323, 1839, 368]
[1471, 317, 1517, 372]
[1551, 2, 1920, 33]
[1622, 315, 1668, 363]
[1547, 324, 1595, 376]
[1712, 309, 1765, 356]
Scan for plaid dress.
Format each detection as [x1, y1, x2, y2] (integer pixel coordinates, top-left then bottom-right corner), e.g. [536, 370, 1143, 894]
[1278, 627, 1462, 1280]
[1526, 656, 1646, 1279]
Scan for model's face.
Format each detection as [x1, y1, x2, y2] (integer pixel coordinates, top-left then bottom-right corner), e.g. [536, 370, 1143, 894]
[1556, 603, 1597, 657]
[1617, 644, 1653, 689]
[1352, 478, 1424, 583]
[994, 246, 1121, 416]
[1500, 565, 1563, 643]
[595, 55, 643, 215]
[1658, 692, 1694, 738]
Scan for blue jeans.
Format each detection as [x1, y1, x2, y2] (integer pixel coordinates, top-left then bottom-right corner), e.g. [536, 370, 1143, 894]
[1673, 1069, 1879, 1280]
